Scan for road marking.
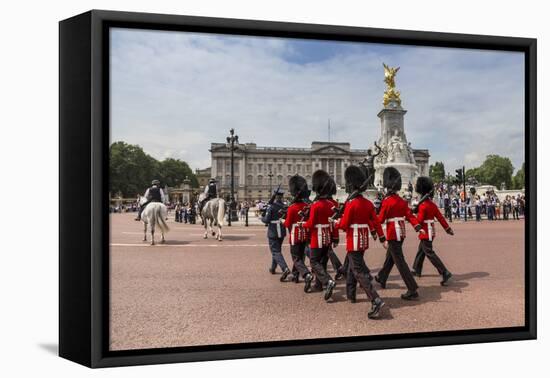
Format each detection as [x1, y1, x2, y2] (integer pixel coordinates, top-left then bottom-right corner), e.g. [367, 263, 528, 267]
[110, 243, 269, 248]
[187, 233, 257, 237]
[122, 232, 261, 236]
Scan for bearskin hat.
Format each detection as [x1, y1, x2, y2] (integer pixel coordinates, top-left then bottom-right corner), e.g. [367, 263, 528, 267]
[288, 175, 308, 198]
[383, 167, 402, 192]
[312, 169, 331, 194]
[344, 165, 366, 192]
[327, 176, 337, 196]
[415, 176, 434, 196]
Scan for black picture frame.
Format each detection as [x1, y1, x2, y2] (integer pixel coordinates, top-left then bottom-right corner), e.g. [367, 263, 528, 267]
[59, 9, 537, 368]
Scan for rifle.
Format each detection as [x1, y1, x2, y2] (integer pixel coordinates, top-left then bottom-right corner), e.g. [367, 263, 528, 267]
[260, 183, 282, 217]
[330, 172, 374, 221]
[412, 189, 434, 214]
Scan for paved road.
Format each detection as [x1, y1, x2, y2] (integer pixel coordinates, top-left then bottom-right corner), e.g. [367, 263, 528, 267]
[110, 213, 525, 351]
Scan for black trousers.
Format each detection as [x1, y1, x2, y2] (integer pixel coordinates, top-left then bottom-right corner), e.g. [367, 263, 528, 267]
[310, 247, 332, 287]
[412, 240, 448, 276]
[444, 206, 452, 221]
[290, 242, 311, 278]
[346, 251, 378, 301]
[344, 253, 369, 280]
[328, 247, 343, 273]
[377, 240, 418, 292]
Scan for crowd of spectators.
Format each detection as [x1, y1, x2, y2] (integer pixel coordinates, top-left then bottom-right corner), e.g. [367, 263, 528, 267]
[407, 182, 527, 222]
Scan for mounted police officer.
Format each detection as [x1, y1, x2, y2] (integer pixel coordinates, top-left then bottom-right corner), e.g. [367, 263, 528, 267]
[261, 187, 291, 281]
[199, 178, 218, 214]
[135, 179, 165, 221]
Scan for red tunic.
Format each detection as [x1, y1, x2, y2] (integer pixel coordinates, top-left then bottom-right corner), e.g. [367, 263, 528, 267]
[302, 199, 335, 248]
[336, 195, 385, 252]
[326, 198, 340, 243]
[416, 199, 451, 241]
[283, 201, 309, 245]
[378, 193, 421, 241]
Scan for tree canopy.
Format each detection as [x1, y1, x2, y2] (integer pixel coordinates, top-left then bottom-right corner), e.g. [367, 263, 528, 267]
[110, 142, 198, 198]
[429, 161, 445, 181]
[512, 162, 525, 190]
[465, 155, 517, 189]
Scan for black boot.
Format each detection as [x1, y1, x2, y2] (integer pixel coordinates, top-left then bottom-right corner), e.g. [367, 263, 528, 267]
[401, 290, 419, 300]
[411, 270, 421, 277]
[324, 280, 336, 301]
[304, 274, 313, 293]
[269, 266, 276, 275]
[280, 268, 291, 282]
[292, 273, 300, 283]
[348, 295, 356, 303]
[368, 298, 385, 319]
[335, 268, 345, 281]
[441, 271, 453, 286]
[374, 275, 386, 289]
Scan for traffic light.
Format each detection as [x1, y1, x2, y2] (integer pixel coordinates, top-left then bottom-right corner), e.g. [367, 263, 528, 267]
[455, 168, 463, 183]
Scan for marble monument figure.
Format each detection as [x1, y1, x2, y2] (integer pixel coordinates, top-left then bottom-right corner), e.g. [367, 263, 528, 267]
[371, 63, 427, 191]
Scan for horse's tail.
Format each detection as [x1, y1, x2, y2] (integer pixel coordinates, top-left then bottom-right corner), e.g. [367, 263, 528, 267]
[217, 199, 226, 227]
[157, 204, 170, 234]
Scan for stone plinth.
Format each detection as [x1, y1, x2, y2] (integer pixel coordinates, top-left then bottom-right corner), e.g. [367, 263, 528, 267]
[373, 101, 419, 192]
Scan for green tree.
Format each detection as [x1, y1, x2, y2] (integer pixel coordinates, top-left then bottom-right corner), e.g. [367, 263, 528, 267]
[110, 142, 159, 198]
[466, 167, 482, 184]
[512, 162, 525, 189]
[109, 142, 198, 197]
[429, 161, 445, 181]
[159, 158, 199, 188]
[470, 155, 514, 189]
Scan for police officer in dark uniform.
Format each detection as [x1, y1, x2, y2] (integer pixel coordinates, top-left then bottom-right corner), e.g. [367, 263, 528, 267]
[261, 187, 291, 281]
[199, 178, 218, 215]
[135, 179, 165, 221]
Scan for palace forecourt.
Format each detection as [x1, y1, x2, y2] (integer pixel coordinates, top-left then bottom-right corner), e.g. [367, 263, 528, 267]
[109, 212, 525, 351]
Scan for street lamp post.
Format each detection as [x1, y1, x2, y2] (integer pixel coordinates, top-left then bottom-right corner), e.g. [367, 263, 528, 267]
[226, 128, 239, 225]
[268, 171, 274, 193]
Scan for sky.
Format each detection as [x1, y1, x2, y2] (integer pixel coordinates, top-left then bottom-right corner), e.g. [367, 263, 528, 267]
[110, 27, 525, 174]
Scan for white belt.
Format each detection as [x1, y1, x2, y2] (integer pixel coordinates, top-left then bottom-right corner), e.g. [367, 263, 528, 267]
[387, 217, 405, 241]
[424, 219, 435, 241]
[271, 220, 282, 238]
[351, 224, 370, 251]
[315, 224, 331, 246]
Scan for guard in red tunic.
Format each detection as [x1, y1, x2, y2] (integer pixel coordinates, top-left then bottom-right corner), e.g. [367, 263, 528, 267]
[375, 167, 425, 300]
[334, 166, 386, 318]
[300, 170, 337, 301]
[325, 177, 345, 280]
[283, 175, 314, 292]
[411, 176, 454, 285]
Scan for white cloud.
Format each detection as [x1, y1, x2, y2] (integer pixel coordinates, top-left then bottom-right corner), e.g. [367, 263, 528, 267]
[110, 28, 525, 174]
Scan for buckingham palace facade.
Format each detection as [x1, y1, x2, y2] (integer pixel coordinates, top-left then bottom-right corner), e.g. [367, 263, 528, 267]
[206, 141, 429, 202]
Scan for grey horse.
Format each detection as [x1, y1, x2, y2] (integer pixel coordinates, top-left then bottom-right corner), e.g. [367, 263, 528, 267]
[198, 193, 226, 241]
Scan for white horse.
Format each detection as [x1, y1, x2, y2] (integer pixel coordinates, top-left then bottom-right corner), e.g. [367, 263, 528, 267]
[199, 193, 225, 241]
[139, 197, 169, 245]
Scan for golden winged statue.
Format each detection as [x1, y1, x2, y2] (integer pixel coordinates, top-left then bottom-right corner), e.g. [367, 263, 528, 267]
[382, 63, 402, 107]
